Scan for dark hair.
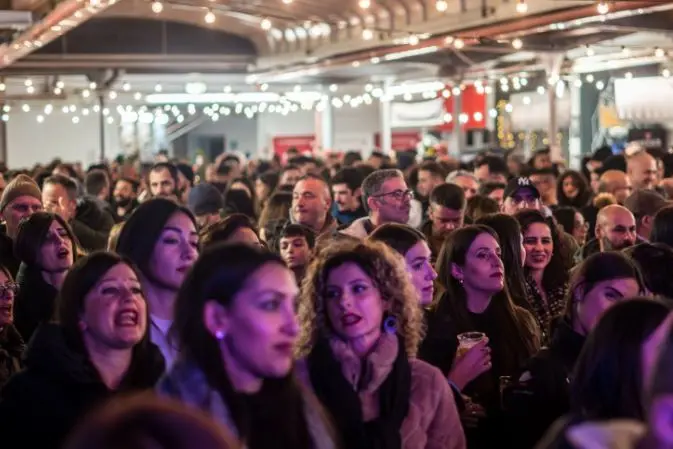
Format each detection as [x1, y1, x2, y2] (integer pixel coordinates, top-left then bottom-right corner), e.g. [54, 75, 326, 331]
[623, 243, 673, 298]
[84, 169, 109, 197]
[116, 177, 139, 193]
[479, 182, 506, 197]
[418, 161, 447, 180]
[14, 211, 79, 267]
[564, 251, 645, 322]
[216, 163, 233, 177]
[430, 183, 466, 211]
[342, 151, 362, 167]
[56, 251, 162, 383]
[435, 225, 540, 374]
[465, 195, 499, 221]
[115, 198, 196, 278]
[279, 223, 316, 249]
[257, 171, 280, 193]
[475, 213, 529, 309]
[171, 243, 312, 449]
[259, 191, 292, 240]
[223, 188, 256, 220]
[556, 170, 591, 209]
[368, 223, 427, 256]
[475, 155, 508, 177]
[175, 163, 195, 186]
[515, 209, 569, 292]
[650, 205, 673, 248]
[44, 174, 78, 202]
[571, 298, 672, 420]
[65, 394, 239, 449]
[331, 167, 363, 192]
[200, 213, 260, 248]
[552, 206, 579, 236]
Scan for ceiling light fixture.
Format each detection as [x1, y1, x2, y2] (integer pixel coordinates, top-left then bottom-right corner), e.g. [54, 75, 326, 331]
[435, 0, 448, 12]
[261, 18, 272, 30]
[454, 38, 464, 49]
[512, 38, 523, 50]
[516, 0, 528, 13]
[362, 29, 374, 40]
[151, 1, 163, 13]
[596, 1, 609, 15]
[204, 10, 216, 24]
[358, 0, 371, 9]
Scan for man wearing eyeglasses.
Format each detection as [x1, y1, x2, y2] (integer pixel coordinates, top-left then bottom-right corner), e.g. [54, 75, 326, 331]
[341, 169, 412, 239]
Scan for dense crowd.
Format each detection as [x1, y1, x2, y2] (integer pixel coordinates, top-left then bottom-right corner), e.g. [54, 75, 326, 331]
[0, 144, 673, 449]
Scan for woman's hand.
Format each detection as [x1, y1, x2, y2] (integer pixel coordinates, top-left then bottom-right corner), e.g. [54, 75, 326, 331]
[461, 397, 487, 429]
[448, 338, 492, 391]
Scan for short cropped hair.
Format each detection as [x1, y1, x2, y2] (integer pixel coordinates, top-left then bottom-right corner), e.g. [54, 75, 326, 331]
[44, 174, 78, 202]
[361, 169, 404, 210]
[279, 223, 316, 249]
[331, 167, 363, 192]
[84, 169, 109, 197]
[430, 183, 466, 211]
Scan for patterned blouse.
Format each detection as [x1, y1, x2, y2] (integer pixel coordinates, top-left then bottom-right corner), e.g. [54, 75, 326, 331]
[524, 276, 568, 344]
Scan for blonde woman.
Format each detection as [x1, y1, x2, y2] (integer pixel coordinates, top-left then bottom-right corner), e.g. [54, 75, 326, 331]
[298, 240, 466, 449]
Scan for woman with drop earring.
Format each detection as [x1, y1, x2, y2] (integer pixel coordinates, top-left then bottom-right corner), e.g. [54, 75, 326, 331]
[298, 239, 466, 449]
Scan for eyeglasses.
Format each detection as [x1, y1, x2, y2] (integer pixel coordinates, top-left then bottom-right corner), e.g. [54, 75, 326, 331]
[372, 189, 414, 201]
[0, 282, 19, 298]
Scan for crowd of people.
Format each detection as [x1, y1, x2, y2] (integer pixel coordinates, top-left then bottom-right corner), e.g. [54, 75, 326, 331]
[0, 144, 673, 449]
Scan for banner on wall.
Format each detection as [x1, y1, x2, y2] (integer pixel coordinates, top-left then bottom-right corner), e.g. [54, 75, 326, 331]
[627, 127, 667, 150]
[273, 135, 315, 158]
[374, 131, 422, 151]
[391, 98, 444, 128]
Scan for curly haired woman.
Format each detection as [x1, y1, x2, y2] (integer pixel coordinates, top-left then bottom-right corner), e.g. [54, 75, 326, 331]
[297, 239, 466, 449]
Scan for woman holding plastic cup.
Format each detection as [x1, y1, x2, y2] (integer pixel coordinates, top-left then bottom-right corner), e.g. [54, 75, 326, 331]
[420, 225, 540, 449]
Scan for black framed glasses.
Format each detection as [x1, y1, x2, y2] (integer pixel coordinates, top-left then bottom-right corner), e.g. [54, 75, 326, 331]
[372, 189, 415, 201]
[0, 282, 19, 298]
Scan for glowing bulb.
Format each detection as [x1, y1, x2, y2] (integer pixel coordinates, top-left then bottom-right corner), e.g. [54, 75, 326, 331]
[54, 87, 62, 95]
[21, 104, 30, 112]
[0, 83, 5, 92]
[72, 116, 80, 124]
[435, 0, 448, 12]
[454, 38, 464, 49]
[24, 79, 32, 87]
[109, 91, 117, 99]
[409, 35, 419, 45]
[261, 18, 272, 30]
[204, 10, 215, 24]
[154, 84, 162, 92]
[663, 69, 671, 78]
[82, 89, 90, 98]
[329, 84, 338, 92]
[597, 1, 609, 15]
[362, 29, 373, 40]
[585, 45, 595, 56]
[512, 38, 523, 50]
[655, 47, 665, 58]
[26, 86, 34, 94]
[586, 74, 595, 83]
[122, 82, 131, 91]
[516, 0, 528, 13]
[358, 0, 370, 9]
[151, 1, 163, 13]
[134, 92, 142, 100]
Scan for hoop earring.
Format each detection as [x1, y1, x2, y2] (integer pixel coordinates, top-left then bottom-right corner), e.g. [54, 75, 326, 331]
[383, 315, 398, 334]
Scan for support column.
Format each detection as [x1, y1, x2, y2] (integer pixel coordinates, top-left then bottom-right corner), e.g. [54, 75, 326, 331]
[380, 79, 393, 155]
[314, 91, 334, 153]
[98, 94, 106, 162]
[450, 88, 465, 156]
[541, 52, 565, 161]
[568, 78, 582, 169]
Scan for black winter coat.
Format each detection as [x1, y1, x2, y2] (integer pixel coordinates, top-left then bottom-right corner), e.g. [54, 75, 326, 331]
[0, 324, 24, 391]
[0, 323, 165, 449]
[503, 318, 586, 448]
[13, 263, 58, 342]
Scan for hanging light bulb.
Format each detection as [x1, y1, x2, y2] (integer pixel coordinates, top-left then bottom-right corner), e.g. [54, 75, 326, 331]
[261, 18, 272, 30]
[122, 82, 131, 91]
[596, 1, 609, 15]
[454, 38, 464, 49]
[204, 10, 216, 24]
[516, 0, 528, 13]
[435, 0, 448, 12]
[282, 0, 293, 4]
[409, 35, 419, 45]
[512, 38, 523, 50]
[362, 29, 373, 40]
[151, 1, 163, 13]
[585, 45, 595, 56]
[663, 69, 671, 78]
[358, 0, 370, 9]
[622, 46, 630, 56]
[655, 47, 665, 58]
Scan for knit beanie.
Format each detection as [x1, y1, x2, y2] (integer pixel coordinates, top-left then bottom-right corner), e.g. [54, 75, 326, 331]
[0, 174, 41, 212]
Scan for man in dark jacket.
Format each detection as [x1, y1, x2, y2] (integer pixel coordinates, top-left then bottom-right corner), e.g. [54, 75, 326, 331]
[41, 174, 113, 251]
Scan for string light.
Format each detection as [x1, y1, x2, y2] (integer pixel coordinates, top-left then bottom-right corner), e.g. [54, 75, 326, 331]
[408, 35, 419, 45]
[54, 87, 62, 95]
[89, 82, 97, 89]
[512, 38, 523, 50]
[282, 0, 293, 4]
[621, 46, 630, 56]
[82, 89, 90, 98]
[154, 84, 163, 92]
[586, 74, 594, 82]
[663, 69, 671, 78]
[585, 45, 595, 56]
[596, 1, 609, 15]
[358, 0, 370, 9]
[26, 86, 35, 94]
[435, 0, 448, 12]
[329, 84, 338, 92]
[454, 38, 464, 49]
[151, 1, 163, 13]
[134, 92, 143, 100]
[655, 47, 665, 58]
[109, 90, 117, 99]
[261, 18, 272, 30]
[122, 82, 131, 91]
[516, 0, 528, 13]
[0, 83, 5, 92]
[362, 29, 373, 40]
[204, 10, 216, 24]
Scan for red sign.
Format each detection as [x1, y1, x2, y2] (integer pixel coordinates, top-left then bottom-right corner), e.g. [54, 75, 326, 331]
[437, 84, 487, 132]
[273, 135, 315, 157]
[374, 131, 421, 151]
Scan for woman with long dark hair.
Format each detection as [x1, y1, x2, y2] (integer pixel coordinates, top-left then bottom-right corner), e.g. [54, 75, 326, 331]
[200, 213, 263, 249]
[115, 198, 199, 369]
[0, 251, 164, 449]
[13, 211, 79, 340]
[552, 206, 588, 247]
[420, 225, 540, 449]
[515, 210, 569, 342]
[556, 170, 591, 209]
[537, 298, 670, 448]
[475, 214, 529, 310]
[0, 264, 22, 391]
[503, 251, 646, 448]
[298, 239, 466, 449]
[158, 243, 336, 449]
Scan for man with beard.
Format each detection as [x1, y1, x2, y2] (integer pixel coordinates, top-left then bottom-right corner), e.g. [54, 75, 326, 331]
[422, 183, 465, 259]
[341, 169, 411, 238]
[112, 177, 139, 221]
[331, 167, 366, 226]
[596, 204, 637, 252]
[148, 162, 180, 201]
[291, 174, 336, 235]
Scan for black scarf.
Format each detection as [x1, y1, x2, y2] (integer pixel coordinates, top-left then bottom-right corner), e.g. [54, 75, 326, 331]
[307, 336, 411, 449]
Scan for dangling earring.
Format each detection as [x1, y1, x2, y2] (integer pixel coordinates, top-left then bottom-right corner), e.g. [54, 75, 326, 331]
[459, 278, 464, 285]
[215, 330, 225, 341]
[383, 315, 398, 334]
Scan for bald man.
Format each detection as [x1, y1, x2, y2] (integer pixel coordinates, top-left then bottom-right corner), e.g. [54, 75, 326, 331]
[598, 170, 633, 204]
[627, 151, 658, 190]
[595, 204, 637, 252]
